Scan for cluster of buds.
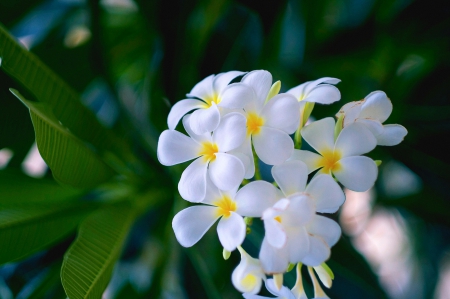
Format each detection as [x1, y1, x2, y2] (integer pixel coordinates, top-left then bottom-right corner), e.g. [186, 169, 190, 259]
[157, 70, 407, 298]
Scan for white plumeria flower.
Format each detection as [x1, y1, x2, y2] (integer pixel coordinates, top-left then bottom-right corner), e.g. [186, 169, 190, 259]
[287, 77, 341, 121]
[259, 160, 344, 274]
[307, 266, 330, 299]
[158, 112, 247, 202]
[167, 71, 251, 134]
[336, 90, 408, 146]
[292, 117, 378, 192]
[234, 70, 300, 178]
[232, 247, 266, 294]
[243, 279, 297, 299]
[172, 177, 281, 251]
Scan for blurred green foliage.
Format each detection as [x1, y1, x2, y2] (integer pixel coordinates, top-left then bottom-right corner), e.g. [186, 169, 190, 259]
[0, 0, 449, 298]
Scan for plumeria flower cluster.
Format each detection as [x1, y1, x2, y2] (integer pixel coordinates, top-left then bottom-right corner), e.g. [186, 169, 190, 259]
[157, 70, 407, 298]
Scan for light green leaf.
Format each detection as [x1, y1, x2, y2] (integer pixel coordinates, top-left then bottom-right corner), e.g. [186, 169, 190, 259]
[10, 89, 116, 189]
[61, 202, 137, 299]
[0, 201, 95, 265]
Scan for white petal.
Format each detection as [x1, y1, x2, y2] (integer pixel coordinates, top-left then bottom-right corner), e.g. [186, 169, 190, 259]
[301, 118, 335, 154]
[264, 218, 286, 248]
[303, 77, 341, 95]
[259, 237, 289, 274]
[213, 70, 245, 94]
[305, 174, 345, 213]
[266, 280, 296, 298]
[335, 122, 376, 157]
[242, 70, 272, 110]
[360, 91, 392, 123]
[376, 124, 408, 146]
[272, 160, 308, 197]
[290, 150, 323, 174]
[357, 119, 384, 136]
[217, 212, 246, 251]
[219, 83, 255, 109]
[187, 74, 214, 99]
[208, 153, 245, 191]
[189, 103, 220, 134]
[333, 156, 378, 192]
[303, 84, 340, 104]
[287, 227, 310, 263]
[230, 136, 254, 179]
[212, 112, 246, 152]
[167, 99, 204, 130]
[342, 101, 363, 126]
[182, 114, 211, 144]
[302, 236, 330, 266]
[202, 175, 223, 205]
[172, 205, 219, 247]
[261, 93, 300, 134]
[308, 215, 341, 247]
[253, 127, 294, 165]
[283, 195, 315, 227]
[157, 130, 200, 166]
[235, 181, 281, 217]
[178, 157, 208, 202]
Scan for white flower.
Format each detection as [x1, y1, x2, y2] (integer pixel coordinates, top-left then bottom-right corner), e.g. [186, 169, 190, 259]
[232, 247, 266, 294]
[158, 112, 246, 202]
[234, 70, 300, 178]
[287, 77, 341, 121]
[259, 160, 344, 273]
[292, 117, 378, 192]
[243, 279, 296, 299]
[336, 91, 407, 146]
[172, 177, 281, 251]
[167, 71, 251, 134]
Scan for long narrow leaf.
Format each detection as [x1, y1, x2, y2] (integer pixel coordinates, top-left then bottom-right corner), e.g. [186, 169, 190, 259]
[0, 201, 95, 264]
[61, 202, 137, 299]
[0, 24, 134, 170]
[10, 89, 116, 189]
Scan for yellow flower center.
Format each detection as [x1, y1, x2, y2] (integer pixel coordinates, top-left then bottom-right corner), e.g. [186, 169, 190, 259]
[214, 195, 237, 218]
[274, 216, 282, 223]
[241, 273, 258, 290]
[202, 93, 221, 108]
[247, 112, 264, 136]
[199, 142, 219, 163]
[317, 148, 342, 174]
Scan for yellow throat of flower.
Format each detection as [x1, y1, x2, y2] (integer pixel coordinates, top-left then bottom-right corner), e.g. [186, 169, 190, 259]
[247, 112, 264, 136]
[199, 142, 219, 163]
[215, 195, 237, 218]
[202, 93, 221, 108]
[317, 148, 342, 174]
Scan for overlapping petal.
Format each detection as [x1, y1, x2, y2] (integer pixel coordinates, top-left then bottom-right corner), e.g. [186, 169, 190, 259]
[217, 212, 246, 251]
[167, 99, 204, 130]
[212, 112, 246, 152]
[307, 215, 341, 247]
[302, 236, 330, 266]
[264, 218, 287, 249]
[157, 130, 200, 166]
[187, 74, 214, 99]
[305, 174, 345, 213]
[220, 83, 255, 109]
[259, 238, 289, 274]
[178, 157, 208, 202]
[301, 117, 335, 154]
[172, 205, 220, 247]
[305, 84, 340, 104]
[272, 160, 308, 196]
[333, 156, 378, 192]
[359, 91, 392, 123]
[208, 153, 245, 191]
[286, 227, 309, 262]
[290, 150, 322, 173]
[235, 181, 281, 217]
[189, 102, 220, 134]
[213, 71, 245, 93]
[182, 114, 211, 144]
[335, 122, 377, 157]
[242, 70, 272, 110]
[253, 127, 294, 165]
[261, 94, 300, 134]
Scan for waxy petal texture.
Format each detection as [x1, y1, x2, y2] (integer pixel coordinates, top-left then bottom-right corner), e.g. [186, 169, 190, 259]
[187, 74, 214, 99]
[272, 160, 308, 197]
[209, 153, 245, 191]
[290, 150, 322, 174]
[212, 112, 246, 152]
[305, 174, 345, 213]
[308, 215, 341, 247]
[359, 91, 392, 123]
[335, 122, 377, 157]
[253, 127, 294, 165]
[190, 102, 220, 134]
[235, 181, 281, 217]
[333, 156, 378, 192]
[167, 99, 204, 130]
[376, 124, 408, 146]
[217, 212, 246, 251]
[262, 94, 300, 134]
[178, 157, 208, 202]
[301, 117, 335, 154]
[157, 130, 200, 166]
[172, 205, 220, 247]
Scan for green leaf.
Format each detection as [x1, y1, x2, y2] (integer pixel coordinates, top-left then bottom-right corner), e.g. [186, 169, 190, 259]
[61, 202, 137, 299]
[0, 201, 95, 265]
[0, 24, 134, 171]
[10, 89, 116, 189]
